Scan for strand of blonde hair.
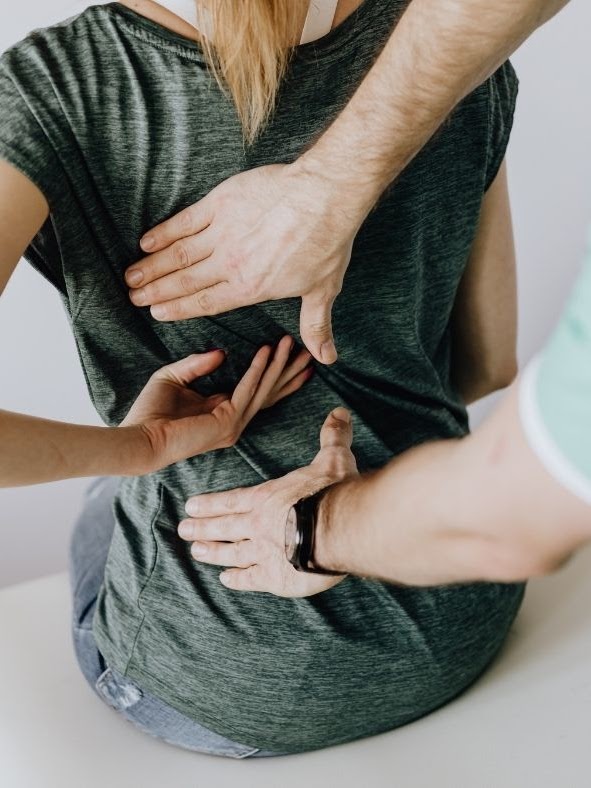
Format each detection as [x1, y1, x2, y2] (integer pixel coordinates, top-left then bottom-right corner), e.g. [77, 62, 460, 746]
[196, 1, 308, 144]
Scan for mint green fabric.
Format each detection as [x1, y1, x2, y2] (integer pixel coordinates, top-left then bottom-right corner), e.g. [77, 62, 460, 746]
[536, 232, 591, 481]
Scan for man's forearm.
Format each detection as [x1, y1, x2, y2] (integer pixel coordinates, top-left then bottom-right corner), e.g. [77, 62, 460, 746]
[314, 385, 591, 585]
[296, 0, 568, 215]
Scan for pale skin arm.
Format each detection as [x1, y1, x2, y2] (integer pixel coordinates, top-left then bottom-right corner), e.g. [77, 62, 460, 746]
[312, 384, 591, 585]
[451, 160, 518, 404]
[0, 161, 312, 487]
[125, 0, 568, 365]
[178, 387, 591, 593]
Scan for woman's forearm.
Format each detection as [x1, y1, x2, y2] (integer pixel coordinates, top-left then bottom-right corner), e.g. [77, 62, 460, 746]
[296, 0, 568, 214]
[0, 409, 148, 487]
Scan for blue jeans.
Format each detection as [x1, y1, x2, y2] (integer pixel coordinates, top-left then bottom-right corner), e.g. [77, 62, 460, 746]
[68, 477, 279, 758]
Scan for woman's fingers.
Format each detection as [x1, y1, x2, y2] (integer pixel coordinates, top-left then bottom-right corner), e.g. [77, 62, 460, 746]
[152, 350, 225, 386]
[263, 366, 314, 409]
[263, 348, 313, 408]
[139, 199, 214, 255]
[240, 336, 295, 422]
[229, 345, 273, 414]
[189, 538, 257, 568]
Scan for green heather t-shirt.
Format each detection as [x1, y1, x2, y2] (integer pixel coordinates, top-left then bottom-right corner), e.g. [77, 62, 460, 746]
[520, 230, 591, 505]
[0, 2, 524, 753]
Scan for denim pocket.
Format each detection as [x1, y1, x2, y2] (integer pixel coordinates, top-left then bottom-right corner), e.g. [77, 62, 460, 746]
[94, 666, 261, 758]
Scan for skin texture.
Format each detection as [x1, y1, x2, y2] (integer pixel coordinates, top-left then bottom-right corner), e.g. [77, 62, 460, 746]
[181, 383, 591, 594]
[177, 164, 524, 591]
[179, 407, 357, 597]
[0, 162, 311, 486]
[124, 0, 568, 365]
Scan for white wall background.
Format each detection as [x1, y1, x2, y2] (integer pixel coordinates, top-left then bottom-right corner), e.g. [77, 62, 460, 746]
[1, 1, 590, 588]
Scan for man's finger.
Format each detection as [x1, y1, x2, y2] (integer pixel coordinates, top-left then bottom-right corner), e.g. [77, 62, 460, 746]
[185, 485, 259, 517]
[126, 231, 215, 289]
[319, 408, 353, 450]
[190, 539, 256, 568]
[129, 259, 221, 307]
[139, 200, 214, 254]
[219, 566, 263, 592]
[300, 293, 337, 365]
[178, 513, 251, 542]
[150, 283, 244, 321]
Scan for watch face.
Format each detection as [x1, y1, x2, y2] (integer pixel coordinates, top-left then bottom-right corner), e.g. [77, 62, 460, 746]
[284, 506, 298, 564]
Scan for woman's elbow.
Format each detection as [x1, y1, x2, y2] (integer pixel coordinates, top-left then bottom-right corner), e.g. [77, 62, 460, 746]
[458, 353, 518, 403]
[488, 355, 519, 393]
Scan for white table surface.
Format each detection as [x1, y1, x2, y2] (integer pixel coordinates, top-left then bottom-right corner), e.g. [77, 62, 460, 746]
[2, 551, 591, 788]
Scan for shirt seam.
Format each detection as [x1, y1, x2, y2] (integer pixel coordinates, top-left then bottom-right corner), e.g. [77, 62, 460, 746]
[123, 482, 165, 675]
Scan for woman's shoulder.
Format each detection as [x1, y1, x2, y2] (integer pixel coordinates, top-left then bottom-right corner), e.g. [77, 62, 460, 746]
[1, 6, 115, 81]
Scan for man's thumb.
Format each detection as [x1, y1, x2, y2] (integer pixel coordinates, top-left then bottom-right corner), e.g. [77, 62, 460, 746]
[300, 294, 337, 365]
[319, 408, 353, 450]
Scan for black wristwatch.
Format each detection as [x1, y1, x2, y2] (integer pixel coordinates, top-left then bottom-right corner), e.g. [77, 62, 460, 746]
[285, 487, 342, 576]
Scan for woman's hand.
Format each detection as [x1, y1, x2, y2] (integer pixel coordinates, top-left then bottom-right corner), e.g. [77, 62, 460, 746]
[177, 408, 359, 597]
[125, 163, 363, 365]
[121, 336, 312, 474]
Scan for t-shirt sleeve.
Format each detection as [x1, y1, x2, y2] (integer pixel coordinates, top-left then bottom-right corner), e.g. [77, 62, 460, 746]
[0, 56, 66, 209]
[484, 61, 519, 191]
[518, 229, 591, 506]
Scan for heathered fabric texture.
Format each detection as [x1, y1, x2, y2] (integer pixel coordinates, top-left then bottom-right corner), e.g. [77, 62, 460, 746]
[0, 1, 524, 753]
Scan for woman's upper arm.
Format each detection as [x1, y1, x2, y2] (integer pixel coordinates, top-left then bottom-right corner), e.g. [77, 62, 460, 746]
[0, 159, 48, 296]
[451, 159, 517, 391]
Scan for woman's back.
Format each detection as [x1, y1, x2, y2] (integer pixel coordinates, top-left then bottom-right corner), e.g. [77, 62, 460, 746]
[0, 1, 523, 752]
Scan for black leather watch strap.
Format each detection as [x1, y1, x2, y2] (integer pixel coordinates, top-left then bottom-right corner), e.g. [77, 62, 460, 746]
[290, 487, 342, 576]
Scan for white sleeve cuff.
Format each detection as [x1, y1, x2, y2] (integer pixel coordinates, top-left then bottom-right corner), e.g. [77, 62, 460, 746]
[519, 356, 591, 506]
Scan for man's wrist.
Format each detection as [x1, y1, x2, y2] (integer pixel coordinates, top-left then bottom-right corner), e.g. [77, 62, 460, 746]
[288, 153, 378, 228]
[313, 481, 349, 573]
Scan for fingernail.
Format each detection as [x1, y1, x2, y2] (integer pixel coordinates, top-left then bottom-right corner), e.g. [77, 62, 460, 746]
[127, 269, 143, 286]
[178, 522, 193, 539]
[334, 408, 351, 423]
[132, 288, 146, 306]
[141, 235, 155, 251]
[151, 304, 166, 320]
[185, 499, 199, 516]
[191, 543, 207, 558]
[320, 341, 337, 364]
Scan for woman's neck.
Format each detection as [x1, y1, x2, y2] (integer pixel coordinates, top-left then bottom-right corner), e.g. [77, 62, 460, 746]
[117, 1, 203, 41]
[117, 1, 365, 44]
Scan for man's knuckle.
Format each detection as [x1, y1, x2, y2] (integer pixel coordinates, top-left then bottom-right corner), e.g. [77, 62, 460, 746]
[196, 290, 213, 313]
[173, 241, 191, 269]
[178, 209, 194, 234]
[178, 273, 195, 294]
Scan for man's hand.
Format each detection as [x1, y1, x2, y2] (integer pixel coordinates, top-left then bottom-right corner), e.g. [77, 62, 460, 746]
[177, 407, 359, 597]
[121, 336, 312, 474]
[125, 163, 363, 365]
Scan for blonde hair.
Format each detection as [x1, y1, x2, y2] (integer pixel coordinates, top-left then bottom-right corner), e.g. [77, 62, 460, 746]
[196, 1, 308, 144]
